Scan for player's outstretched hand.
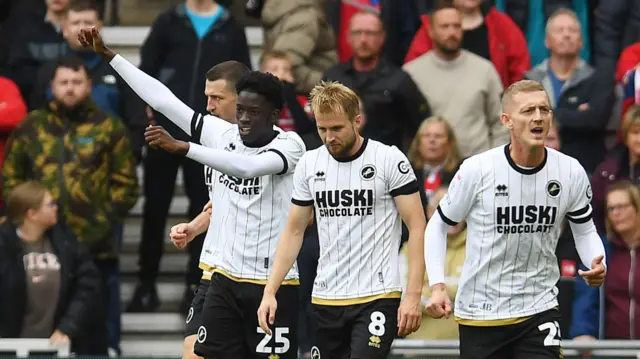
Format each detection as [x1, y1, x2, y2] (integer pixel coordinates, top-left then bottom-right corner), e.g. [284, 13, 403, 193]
[257, 292, 278, 336]
[424, 285, 452, 319]
[145, 125, 190, 154]
[397, 293, 422, 336]
[77, 27, 113, 58]
[170, 222, 193, 249]
[578, 255, 606, 287]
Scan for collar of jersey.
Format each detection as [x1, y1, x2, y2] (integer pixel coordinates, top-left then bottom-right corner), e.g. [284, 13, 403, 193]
[332, 138, 369, 163]
[242, 130, 279, 148]
[504, 144, 547, 175]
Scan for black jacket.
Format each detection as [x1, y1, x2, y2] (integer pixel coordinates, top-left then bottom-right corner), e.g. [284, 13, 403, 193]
[140, 4, 252, 141]
[0, 0, 46, 69]
[593, 0, 640, 74]
[4, 12, 65, 100]
[525, 61, 615, 173]
[0, 220, 106, 354]
[323, 59, 430, 151]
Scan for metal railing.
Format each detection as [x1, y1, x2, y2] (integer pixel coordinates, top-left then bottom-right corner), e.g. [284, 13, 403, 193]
[391, 339, 640, 358]
[0, 339, 69, 357]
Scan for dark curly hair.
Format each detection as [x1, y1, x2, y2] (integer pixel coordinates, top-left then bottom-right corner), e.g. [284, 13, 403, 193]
[235, 71, 285, 111]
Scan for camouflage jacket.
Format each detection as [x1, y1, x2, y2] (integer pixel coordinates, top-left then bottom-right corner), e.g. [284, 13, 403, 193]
[2, 100, 140, 258]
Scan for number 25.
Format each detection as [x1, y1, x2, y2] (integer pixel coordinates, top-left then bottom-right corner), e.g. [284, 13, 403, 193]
[538, 321, 561, 347]
[256, 327, 290, 354]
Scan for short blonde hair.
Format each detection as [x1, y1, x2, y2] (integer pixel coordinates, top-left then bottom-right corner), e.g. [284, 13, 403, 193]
[621, 104, 640, 143]
[407, 116, 462, 172]
[6, 181, 49, 225]
[605, 181, 640, 239]
[501, 79, 547, 112]
[309, 81, 360, 121]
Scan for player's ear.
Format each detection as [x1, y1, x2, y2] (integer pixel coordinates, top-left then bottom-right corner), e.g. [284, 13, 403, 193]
[353, 114, 362, 131]
[500, 113, 513, 130]
[270, 108, 280, 125]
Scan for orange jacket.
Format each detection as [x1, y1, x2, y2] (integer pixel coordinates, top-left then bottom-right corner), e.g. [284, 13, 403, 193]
[404, 7, 530, 88]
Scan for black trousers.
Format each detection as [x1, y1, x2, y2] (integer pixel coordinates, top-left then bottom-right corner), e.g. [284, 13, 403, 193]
[138, 147, 209, 287]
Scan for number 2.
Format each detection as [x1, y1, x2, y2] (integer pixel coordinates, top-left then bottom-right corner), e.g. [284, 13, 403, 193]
[256, 327, 290, 354]
[538, 321, 561, 346]
[368, 311, 386, 337]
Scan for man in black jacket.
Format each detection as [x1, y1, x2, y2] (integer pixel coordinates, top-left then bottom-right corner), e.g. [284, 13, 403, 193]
[525, 8, 614, 173]
[4, 0, 68, 99]
[127, 0, 252, 314]
[29, 0, 146, 160]
[323, 11, 430, 152]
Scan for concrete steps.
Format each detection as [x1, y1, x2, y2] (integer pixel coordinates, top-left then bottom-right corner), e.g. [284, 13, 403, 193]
[102, 26, 265, 69]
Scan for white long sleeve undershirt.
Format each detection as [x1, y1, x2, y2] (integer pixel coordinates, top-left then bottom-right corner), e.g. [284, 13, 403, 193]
[424, 212, 450, 286]
[569, 220, 607, 270]
[109, 54, 197, 136]
[186, 143, 285, 178]
[424, 213, 607, 287]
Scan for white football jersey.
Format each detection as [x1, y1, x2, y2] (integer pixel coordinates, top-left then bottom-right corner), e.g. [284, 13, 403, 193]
[191, 113, 305, 282]
[438, 145, 593, 322]
[291, 139, 418, 304]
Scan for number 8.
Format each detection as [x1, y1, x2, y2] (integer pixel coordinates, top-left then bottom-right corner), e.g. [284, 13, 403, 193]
[368, 311, 386, 337]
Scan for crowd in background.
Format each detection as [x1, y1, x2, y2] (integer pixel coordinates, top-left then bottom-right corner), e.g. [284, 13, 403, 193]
[0, 0, 639, 357]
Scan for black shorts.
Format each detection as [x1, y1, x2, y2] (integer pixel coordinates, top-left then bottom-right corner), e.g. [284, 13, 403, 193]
[459, 309, 563, 359]
[193, 273, 299, 359]
[310, 297, 400, 359]
[184, 279, 209, 337]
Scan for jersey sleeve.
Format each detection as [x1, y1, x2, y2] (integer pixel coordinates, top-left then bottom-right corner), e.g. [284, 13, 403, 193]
[191, 113, 235, 148]
[566, 161, 593, 224]
[437, 159, 478, 225]
[386, 146, 419, 197]
[291, 153, 313, 206]
[267, 132, 306, 175]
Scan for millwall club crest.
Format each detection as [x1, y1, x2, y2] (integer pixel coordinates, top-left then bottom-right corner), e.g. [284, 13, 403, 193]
[310, 346, 321, 359]
[546, 180, 562, 198]
[360, 165, 376, 180]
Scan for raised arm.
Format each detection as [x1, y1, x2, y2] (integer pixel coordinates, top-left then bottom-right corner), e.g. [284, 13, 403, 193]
[78, 27, 231, 139]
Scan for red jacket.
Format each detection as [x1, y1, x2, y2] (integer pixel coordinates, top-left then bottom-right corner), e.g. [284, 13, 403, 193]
[404, 7, 530, 88]
[0, 77, 27, 204]
[616, 42, 640, 128]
